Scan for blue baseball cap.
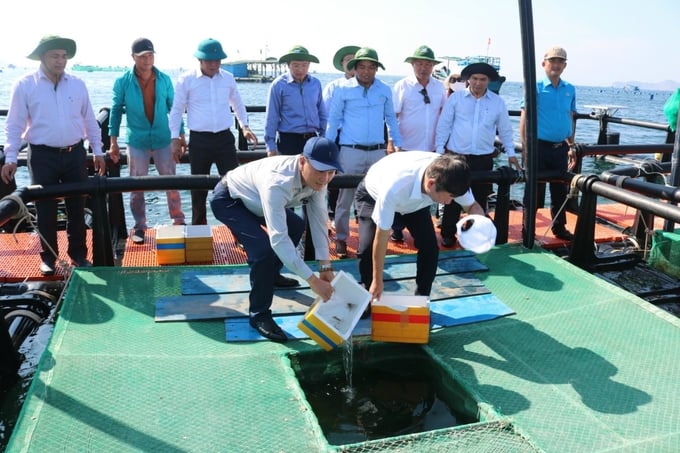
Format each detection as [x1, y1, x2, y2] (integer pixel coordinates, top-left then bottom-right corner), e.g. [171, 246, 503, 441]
[303, 137, 343, 173]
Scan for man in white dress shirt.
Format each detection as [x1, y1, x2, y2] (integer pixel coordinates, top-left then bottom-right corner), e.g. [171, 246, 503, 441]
[355, 152, 483, 301]
[388, 45, 447, 242]
[169, 38, 258, 225]
[1, 35, 106, 275]
[434, 62, 519, 248]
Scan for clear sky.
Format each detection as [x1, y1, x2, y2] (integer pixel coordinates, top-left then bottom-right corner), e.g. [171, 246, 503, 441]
[2, 0, 678, 87]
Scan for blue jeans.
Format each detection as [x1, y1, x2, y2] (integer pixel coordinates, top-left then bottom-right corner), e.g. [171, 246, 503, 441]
[210, 182, 304, 313]
[128, 144, 185, 230]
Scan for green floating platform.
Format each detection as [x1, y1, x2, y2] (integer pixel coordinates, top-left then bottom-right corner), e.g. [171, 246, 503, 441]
[7, 246, 680, 452]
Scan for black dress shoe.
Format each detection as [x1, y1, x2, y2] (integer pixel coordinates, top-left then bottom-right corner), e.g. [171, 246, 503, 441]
[390, 230, 404, 242]
[274, 274, 300, 288]
[39, 261, 55, 276]
[441, 236, 457, 248]
[552, 227, 574, 241]
[71, 258, 93, 267]
[249, 311, 288, 342]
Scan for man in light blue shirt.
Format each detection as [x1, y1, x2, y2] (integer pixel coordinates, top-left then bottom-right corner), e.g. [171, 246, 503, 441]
[519, 46, 577, 241]
[265, 45, 326, 156]
[325, 47, 402, 258]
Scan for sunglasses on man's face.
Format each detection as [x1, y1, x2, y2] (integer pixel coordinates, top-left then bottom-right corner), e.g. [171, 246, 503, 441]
[419, 88, 431, 104]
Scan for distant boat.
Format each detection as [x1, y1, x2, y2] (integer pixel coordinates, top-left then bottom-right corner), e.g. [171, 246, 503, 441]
[72, 64, 127, 73]
[622, 84, 642, 94]
[221, 57, 286, 83]
[433, 55, 506, 94]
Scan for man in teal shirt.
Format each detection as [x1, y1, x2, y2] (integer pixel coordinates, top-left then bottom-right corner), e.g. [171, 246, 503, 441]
[109, 38, 186, 244]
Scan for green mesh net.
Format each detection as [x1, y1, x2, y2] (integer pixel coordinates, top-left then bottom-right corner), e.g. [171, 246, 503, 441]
[648, 229, 680, 278]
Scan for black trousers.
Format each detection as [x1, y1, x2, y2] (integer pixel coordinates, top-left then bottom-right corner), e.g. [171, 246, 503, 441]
[28, 143, 88, 264]
[441, 153, 494, 238]
[523, 141, 569, 228]
[355, 180, 438, 296]
[277, 132, 317, 156]
[188, 129, 238, 225]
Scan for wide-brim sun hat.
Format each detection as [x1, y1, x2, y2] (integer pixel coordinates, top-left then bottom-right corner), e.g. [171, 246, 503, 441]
[194, 38, 227, 60]
[27, 35, 76, 61]
[456, 215, 497, 254]
[332, 45, 360, 72]
[404, 45, 440, 64]
[279, 45, 319, 64]
[461, 62, 499, 81]
[346, 47, 385, 71]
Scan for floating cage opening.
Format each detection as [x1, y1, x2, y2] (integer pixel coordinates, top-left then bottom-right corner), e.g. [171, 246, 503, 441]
[288, 343, 480, 446]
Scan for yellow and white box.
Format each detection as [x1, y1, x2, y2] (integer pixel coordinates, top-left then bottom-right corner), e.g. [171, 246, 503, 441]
[298, 270, 371, 351]
[371, 294, 430, 344]
[185, 225, 214, 263]
[155, 225, 186, 265]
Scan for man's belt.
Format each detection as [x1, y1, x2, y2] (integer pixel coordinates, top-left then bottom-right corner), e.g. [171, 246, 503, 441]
[280, 131, 318, 140]
[191, 129, 231, 136]
[29, 140, 83, 153]
[537, 139, 567, 149]
[340, 144, 385, 151]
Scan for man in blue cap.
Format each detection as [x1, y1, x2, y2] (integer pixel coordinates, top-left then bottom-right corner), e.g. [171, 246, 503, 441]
[169, 38, 258, 225]
[210, 137, 342, 342]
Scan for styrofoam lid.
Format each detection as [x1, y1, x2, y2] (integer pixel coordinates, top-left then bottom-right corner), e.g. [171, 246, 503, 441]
[456, 215, 497, 253]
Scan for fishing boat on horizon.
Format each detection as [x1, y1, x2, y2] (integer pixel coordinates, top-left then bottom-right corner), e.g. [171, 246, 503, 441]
[220, 57, 286, 83]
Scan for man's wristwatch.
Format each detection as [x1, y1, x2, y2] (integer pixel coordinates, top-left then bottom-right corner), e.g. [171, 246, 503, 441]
[319, 264, 334, 273]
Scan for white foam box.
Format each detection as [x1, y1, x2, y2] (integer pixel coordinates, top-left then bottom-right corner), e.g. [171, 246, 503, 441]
[185, 225, 214, 263]
[298, 270, 371, 351]
[371, 294, 430, 344]
[155, 225, 186, 265]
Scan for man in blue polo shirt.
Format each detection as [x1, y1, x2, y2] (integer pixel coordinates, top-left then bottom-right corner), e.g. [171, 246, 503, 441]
[520, 46, 577, 241]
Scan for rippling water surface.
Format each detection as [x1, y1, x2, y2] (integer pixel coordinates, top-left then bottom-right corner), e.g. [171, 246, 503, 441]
[0, 69, 674, 227]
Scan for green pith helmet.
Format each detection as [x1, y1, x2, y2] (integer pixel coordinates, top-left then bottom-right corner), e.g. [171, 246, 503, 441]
[404, 45, 440, 64]
[346, 47, 385, 71]
[194, 38, 227, 60]
[278, 45, 319, 64]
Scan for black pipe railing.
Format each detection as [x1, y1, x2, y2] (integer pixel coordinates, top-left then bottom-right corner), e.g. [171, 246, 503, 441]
[2, 101, 679, 270]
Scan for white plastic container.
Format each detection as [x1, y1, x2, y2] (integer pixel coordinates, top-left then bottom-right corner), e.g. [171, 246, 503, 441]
[298, 270, 371, 351]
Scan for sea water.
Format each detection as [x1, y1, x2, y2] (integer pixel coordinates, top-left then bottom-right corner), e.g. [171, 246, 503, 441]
[0, 68, 674, 228]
